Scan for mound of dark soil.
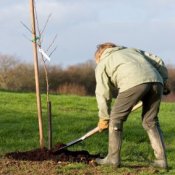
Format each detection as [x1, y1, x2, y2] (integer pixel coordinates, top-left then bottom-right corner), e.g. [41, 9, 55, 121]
[5, 143, 99, 165]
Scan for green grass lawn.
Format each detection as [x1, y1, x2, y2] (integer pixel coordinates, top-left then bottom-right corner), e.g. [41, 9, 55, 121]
[0, 91, 174, 175]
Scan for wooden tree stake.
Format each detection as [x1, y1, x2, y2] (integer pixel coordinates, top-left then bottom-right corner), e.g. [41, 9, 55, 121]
[29, 0, 44, 148]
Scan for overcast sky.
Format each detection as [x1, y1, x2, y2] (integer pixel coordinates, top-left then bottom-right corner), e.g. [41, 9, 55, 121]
[0, 0, 175, 67]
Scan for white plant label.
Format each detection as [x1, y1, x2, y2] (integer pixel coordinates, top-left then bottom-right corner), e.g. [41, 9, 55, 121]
[38, 48, 51, 62]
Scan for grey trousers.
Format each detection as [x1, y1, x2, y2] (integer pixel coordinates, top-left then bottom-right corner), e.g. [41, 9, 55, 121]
[110, 82, 163, 130]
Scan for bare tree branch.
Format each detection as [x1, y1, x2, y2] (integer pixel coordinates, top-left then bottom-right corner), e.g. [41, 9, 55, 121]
[46, 34, 58, 52]
[34, 0, 42, 47]
[20, 21, 32, 34]
[22, 34, 32, 42]
[41, 13, 52, 36]
[49, 46, 57, 57]
[34, 2, 41, 35]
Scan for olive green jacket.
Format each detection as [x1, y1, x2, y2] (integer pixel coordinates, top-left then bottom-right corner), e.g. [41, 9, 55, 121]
[95, 46, 168, 120]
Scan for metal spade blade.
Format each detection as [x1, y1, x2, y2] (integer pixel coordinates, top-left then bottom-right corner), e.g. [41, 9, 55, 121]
[53, 127, 99, 153]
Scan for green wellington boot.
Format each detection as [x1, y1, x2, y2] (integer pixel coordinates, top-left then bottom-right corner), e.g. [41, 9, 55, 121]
[147, 125, 168, 170]
[96, 121, 123, 167]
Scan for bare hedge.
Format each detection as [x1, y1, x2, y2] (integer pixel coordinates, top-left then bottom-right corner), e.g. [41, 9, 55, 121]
[0, 54, 95, 95]
[0, 54, 175, 99]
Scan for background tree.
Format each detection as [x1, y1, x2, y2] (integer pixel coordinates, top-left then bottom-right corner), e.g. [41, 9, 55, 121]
[1, 54, 175, 100]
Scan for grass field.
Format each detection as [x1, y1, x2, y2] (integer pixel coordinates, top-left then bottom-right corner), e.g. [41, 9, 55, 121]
[0, 91, 174, 175]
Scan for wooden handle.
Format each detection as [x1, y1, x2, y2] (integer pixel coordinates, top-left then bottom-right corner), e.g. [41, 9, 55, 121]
[81, 127, 99, 140]
[132, 101, 142, 111]
[79, 102, 142, 141]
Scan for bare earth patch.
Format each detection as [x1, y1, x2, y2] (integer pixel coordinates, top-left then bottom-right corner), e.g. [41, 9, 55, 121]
[0, 143, 163, 175]
[0, 143, 100, 175]
[5, 143, 99, 164]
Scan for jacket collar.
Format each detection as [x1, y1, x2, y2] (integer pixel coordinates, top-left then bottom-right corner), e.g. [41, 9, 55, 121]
[100, 46, 126, 61]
